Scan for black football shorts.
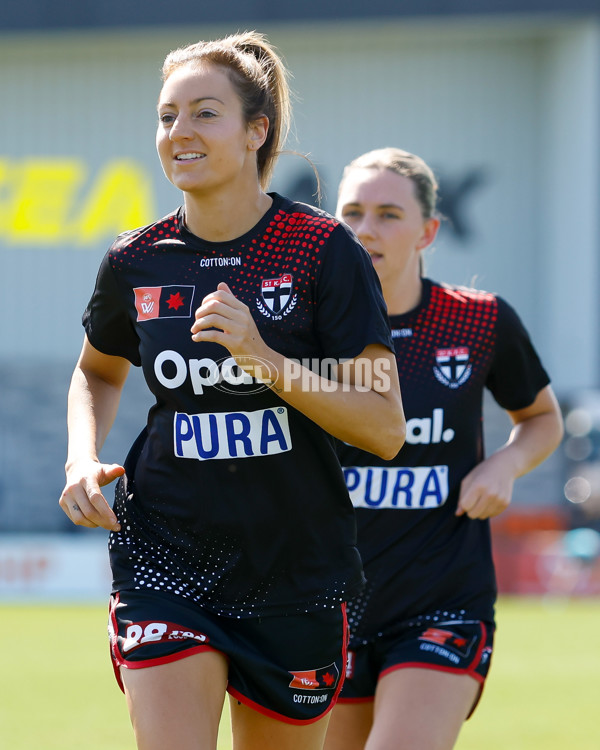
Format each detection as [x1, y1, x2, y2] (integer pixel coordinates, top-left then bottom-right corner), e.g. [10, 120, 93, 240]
[108, 589, 348, 724]
[340, 614, 494, 717]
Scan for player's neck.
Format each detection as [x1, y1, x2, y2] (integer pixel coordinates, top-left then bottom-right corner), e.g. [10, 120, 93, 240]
[183, 186, 272, 243]
[384, 277, 423, 317]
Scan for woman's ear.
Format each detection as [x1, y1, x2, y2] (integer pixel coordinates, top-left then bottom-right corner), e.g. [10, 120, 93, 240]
[416, 217, 441, 251]
[248, 115, 269, 151]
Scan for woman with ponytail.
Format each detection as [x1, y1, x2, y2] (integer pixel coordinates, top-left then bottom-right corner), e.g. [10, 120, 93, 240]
[59, 33, 404, 750]
[325, 147, 563, 750]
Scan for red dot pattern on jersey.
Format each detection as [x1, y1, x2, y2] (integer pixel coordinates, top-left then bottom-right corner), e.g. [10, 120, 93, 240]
[399, 284, 498, 386]
[110, 208, 337, 333]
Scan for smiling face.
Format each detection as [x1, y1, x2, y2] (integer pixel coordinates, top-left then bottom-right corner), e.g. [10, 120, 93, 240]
[336, 167, 439, 311]
[156, 62, 267, 198]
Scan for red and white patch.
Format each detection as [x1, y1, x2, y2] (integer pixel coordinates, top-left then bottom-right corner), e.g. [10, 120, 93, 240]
[133, 285, 195, 322]
[257, 274, 296, 318]
[288, 663, 340, 691]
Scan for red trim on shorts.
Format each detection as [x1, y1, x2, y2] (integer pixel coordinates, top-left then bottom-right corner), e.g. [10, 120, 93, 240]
[379, 621, 488, 685]
[108, 592, 219, 693]
[112, 645, 218, 693]
[378, 662, 485, 719]
[336, 695, 374, 704]
[380, 661, 485, 684]
[377, 622, 490, 719]
[227, 686, 325, 726]
[227, 602, 349, 726]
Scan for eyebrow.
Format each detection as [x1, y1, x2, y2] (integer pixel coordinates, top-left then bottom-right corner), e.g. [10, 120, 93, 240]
[343, 202, 405, 211]
[158, 96, 225, 110]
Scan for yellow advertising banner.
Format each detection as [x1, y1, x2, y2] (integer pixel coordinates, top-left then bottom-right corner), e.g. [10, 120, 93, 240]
[0, 158, 155, 246]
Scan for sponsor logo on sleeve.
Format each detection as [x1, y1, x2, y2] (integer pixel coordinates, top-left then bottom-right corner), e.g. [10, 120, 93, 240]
[134, 285, 195, 322]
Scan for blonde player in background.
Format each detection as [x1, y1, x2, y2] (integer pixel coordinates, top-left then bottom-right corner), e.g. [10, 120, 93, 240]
[325, 147, 563, 750]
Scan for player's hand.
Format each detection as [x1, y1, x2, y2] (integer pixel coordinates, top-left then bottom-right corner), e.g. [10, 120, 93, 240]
[190, 282, 268, 362]
[59, 459, 124, 531]
[456, 453, 514, 520]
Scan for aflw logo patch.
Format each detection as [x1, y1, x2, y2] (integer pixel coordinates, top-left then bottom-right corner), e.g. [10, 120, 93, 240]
[134, 285, 195, 322]
[256, 274, 297, 319]
[433, 346, 472, 388]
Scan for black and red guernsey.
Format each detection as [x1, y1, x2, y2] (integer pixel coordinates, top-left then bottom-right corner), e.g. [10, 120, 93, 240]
[83, 193, 394, 618]
[336, 278, 550, 643]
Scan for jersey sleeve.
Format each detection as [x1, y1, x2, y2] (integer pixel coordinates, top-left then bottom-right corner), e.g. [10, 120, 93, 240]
[82, 250, 141, 366]
[486, 296, 550, 411]
[314, 224, 394, 359]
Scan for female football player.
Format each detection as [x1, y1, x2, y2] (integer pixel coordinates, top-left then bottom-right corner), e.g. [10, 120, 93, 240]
[59, 36, 405, 750]
[325, 147, 563, 750]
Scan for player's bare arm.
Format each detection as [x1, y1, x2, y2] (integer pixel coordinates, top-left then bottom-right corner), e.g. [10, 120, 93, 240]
[59, 337, 130, 531]
[457, 385, 564, 519]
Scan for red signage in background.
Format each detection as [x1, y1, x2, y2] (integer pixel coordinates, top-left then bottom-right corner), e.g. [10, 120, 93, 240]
[492, 510, 600, 596]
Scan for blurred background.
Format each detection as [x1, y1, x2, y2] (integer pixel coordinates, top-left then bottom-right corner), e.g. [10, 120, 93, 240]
[1, 0, 599, 599]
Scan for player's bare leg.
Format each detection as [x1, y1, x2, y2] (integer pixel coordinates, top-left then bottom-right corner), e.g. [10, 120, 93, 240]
[323, 700, 373, 750]
[366, 668, 480, 750]
[121, 650, 228, 750]
[229, 695, 332, 750]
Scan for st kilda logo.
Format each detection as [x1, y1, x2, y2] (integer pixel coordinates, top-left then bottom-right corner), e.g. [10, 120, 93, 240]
[433, 346, 472, 389]
[256, 273, 297, 320]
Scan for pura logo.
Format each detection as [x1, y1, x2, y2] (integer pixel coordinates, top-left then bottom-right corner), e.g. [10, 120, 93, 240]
[344, 465, 449, 510]
[174, 407, 292, 461]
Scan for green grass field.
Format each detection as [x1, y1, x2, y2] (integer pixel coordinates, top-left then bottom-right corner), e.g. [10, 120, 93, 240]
[0, 597, 598, 749]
